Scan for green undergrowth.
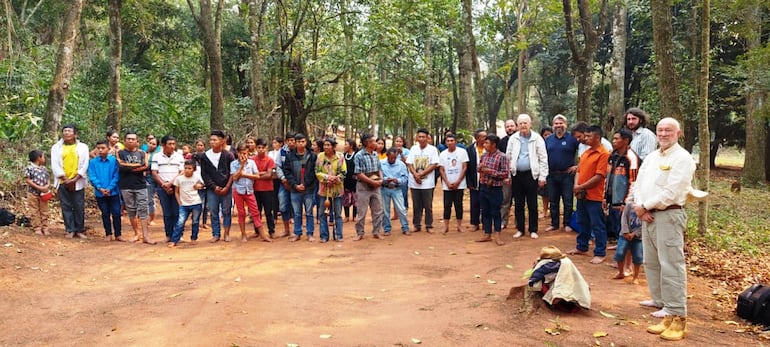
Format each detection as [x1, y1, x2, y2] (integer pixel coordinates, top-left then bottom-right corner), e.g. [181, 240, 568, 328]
[686, 176, 770, 256]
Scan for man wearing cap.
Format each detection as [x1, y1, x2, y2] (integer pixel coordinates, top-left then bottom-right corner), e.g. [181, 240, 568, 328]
[629, 117, 696, 341]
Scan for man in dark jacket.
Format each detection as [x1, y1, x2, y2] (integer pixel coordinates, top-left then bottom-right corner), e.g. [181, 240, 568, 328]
[466, 129, 487, 231]
[200, 130, 235, 242]
[283, 133, 319, 242]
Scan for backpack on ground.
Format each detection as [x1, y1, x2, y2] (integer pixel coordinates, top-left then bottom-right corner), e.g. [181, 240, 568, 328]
[0, 208, 15, 226]
[737, 283, 770, 326]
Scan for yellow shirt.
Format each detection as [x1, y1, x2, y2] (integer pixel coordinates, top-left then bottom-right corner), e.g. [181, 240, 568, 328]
[62, 143, 79, 179]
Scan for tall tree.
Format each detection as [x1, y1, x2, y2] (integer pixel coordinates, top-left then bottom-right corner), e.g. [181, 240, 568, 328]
[248, 0, 268, 133]
[607, 0, 627, 133]
[187, 0, 225, 130]
[741, 2, 768, 184]
[562, 0, 609, 123]
[43, 0, 84, 135]
[107, 0, 122, 131]
[650, 0, 683, 125]
[456, 37, 474, 131]
[697, 0, 710, 235]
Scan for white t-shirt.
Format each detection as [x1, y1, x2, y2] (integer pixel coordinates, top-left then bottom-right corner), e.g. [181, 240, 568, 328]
[439, 147, 469, 190]
[173, 172, 204, 206]
[406, 144, 440, 189]
[205, 149, 222, 166]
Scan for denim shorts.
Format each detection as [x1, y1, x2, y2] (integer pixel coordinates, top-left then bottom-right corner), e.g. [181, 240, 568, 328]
[613, 235, 643, 264]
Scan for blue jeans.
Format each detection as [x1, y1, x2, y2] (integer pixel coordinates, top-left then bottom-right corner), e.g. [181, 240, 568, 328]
[207, 189, 232, 238]
[156, 187, 179, 239]
[382, 187, 409, 233]
[173, 204, 202, 243]
[96, 195, 122, 237]
[278, 184, 293, 221]
[576, 199, 607, 257]
[614, 235, 643, 264]
[480, 185, 503, 234]
[58, 186, 85, 233]
[291, 191, 315, 236]
[606, 206, 621, 240]
[547, 173, 575, 228]
[318, 196, 343, 240]
[401, 184, 409, 209]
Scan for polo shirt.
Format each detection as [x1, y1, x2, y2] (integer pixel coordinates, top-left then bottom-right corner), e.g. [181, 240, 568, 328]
[576, 145, 609, 202]
[545, 132, 579, 172]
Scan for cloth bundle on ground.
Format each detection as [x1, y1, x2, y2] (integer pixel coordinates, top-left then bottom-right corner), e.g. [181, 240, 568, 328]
[528, 246, 591, 310]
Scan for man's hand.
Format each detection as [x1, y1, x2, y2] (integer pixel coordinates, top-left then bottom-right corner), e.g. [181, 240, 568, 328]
[623, 233, 635, 241]
[567, 165, 578, 174]
[538, 180, 546, 188]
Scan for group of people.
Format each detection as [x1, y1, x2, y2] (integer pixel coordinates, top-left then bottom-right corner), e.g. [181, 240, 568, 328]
[24, 108, 696, 340]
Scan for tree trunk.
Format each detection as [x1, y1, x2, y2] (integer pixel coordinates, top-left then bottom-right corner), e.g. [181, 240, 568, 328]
[107, 0, 122, 132]
[448, 37, 460, 132]
[340, 0, 354, 139]
[423, 39, 434, 131]
[608, 0, 627, 133]
[562, 0, 609, 123]
[43, 0, 84, 135]
[248, 0, 267, 122]
[2, 0, 14, 59]
[456, 40, 473, 131]
[188, 0, 225, 130]
[742, 4, 767, 184]
[650, 0, 683, 126]
[463, 0, 484, 124]
[696, 0, 709, 235]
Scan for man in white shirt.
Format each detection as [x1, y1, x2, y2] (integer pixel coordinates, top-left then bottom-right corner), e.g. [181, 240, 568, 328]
[438, 134, 469, 233]
[151, 135, 184, 242]
[406, 128, 440, 233]
[629, 118, 696, 341]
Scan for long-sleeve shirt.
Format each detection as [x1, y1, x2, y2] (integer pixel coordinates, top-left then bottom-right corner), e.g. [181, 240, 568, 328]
[629, 143, 696, 210]
[479, 150, 510, 187]
[88, 155, 120, 197]
[283, 150, 318, 193]
[380, 158, 409, 189]
[50, 139, 90, 191]
[316, 152, 346, 198]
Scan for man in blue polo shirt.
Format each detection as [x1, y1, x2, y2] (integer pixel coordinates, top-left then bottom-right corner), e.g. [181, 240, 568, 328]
[544, 114, 580, 232]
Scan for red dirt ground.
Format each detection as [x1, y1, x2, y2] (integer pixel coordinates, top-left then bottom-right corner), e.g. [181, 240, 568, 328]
[0, 191, 763, 346]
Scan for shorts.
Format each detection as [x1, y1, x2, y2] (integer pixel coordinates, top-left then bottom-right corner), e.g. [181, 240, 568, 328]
[613, 235, 643, 264]
[121, 188, 149, 220]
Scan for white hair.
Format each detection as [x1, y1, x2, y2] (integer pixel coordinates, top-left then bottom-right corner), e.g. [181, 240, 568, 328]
[517, 114, 532, 123]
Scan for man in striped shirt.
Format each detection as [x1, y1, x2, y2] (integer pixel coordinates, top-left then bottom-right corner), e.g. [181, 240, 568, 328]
[624, 107, 657, 160]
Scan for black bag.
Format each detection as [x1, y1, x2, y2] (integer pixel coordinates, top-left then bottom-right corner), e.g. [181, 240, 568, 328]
[0, 208, 15, 226]
[737, 284, 770, 326]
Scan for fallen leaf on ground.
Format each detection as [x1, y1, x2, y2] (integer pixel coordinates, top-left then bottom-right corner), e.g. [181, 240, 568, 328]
[487, 279, 496, 284]
[449, 251, 456, 255]
[414, 251, 420, 255]
[364, 296, 374, 300]
[724, 320, 739, 326]
[234, 277, 241, 282]
[474, 274, 481, 278]
[593, 331, 608, 337]
[4, 243, 13, 247]
[319, 334, 332, 339]
[599, 310, 616, 319]
[505, 264, 513, 269]
[544, 328, 561, 335]
[169, 292, 182, 298]
[411, 338, 422, 344]
[286, 344, 299, 347]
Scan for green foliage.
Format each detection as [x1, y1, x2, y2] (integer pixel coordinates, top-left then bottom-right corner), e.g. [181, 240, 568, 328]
[686, 177, 770, 256]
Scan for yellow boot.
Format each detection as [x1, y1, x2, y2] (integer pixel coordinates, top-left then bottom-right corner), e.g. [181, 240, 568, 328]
[646, 315, 672, 335]
[660, 316, 687, 341]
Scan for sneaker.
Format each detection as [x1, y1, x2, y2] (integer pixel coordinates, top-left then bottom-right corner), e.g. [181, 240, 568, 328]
[513, 231, 523, 238]
[530, 232, 539, 239]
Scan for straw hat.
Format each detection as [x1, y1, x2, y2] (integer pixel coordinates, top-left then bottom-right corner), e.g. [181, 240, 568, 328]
[539, 246, 567, 260]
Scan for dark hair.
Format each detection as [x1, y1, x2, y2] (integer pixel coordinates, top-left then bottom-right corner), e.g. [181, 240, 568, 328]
[235, 143, 248, 152]
[616, 128, 633, 142]
[273, 136, 284, 145]
[285, 131, 296, 140]
[346, 139, 358, 151]
[540, 126, 553, 135]
[160, 134, 176, 145]
[486, 134, 500, 148]
[184, 159, 197, 169]
[314, 139, 324, 151]
[360, 133, 374, 144]
[586, 125, 603, 137]
[625, 107, 649, 127]
[571, 121, 588, 134]
[95, 139, 109, 147]
[416, 128, 430, 135]
[125, 130, 138, 137]
[386, 146, 399, 154]
[255, 138, 268, 147]
[106, 130, 118, 138]
[445, 134, 456, 140]
[62, 124, 77, 133]
[194, 139, 206, 147]
[294, 133, 306, 140]
[376, 138, 386, 154]
[394, 135, 408, 148]
[28, 149, 44, 162]
[210, 130, 226, 139]
[322, 137, 337, 148]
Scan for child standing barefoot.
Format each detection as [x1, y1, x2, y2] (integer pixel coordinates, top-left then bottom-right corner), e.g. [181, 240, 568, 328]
[25, 150, 51, 235]
[169, 160, 205, 247]
[231, 144, 268, 242]
[613, 203, 643, 284]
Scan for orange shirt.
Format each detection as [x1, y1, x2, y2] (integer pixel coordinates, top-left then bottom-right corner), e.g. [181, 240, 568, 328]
[577, 145, 610, 202]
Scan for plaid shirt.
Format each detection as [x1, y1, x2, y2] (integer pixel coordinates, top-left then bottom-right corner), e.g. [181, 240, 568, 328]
[479, 150, 510, 187]
[353, 148, 381, 175]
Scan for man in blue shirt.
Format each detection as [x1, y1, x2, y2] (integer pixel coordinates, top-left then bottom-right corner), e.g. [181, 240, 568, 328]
[544, 114, 580, 232]
[88, 140, 123, 241]
[381, 147, 410, 235]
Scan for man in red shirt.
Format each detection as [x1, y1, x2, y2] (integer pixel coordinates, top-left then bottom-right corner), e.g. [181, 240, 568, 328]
[568, 125, 610, 264]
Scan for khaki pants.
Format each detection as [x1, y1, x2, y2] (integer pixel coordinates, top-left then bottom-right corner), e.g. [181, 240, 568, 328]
[26, 191, 50, 232]
[642, 209, 687, 316]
